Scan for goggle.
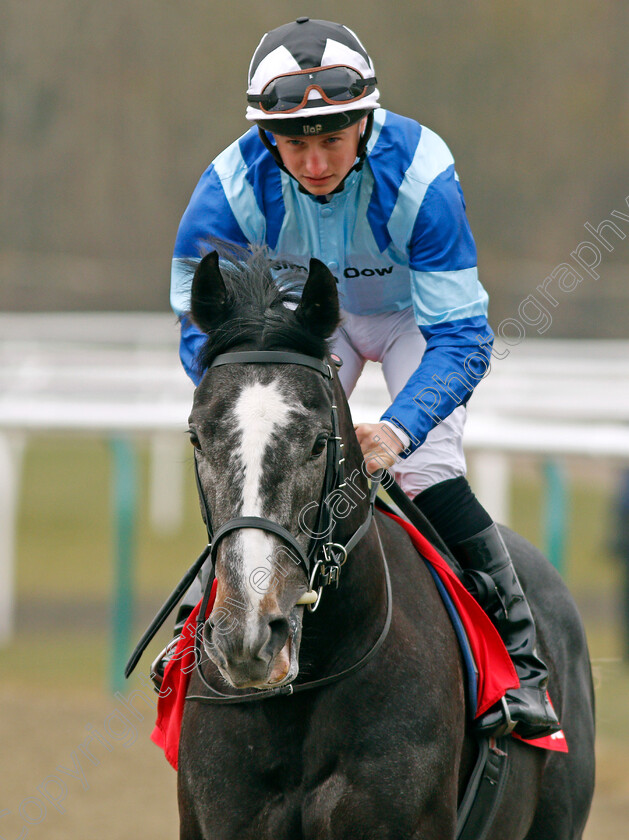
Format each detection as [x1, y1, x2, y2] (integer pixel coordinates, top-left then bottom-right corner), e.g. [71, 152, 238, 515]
[248, 65, 377, 115]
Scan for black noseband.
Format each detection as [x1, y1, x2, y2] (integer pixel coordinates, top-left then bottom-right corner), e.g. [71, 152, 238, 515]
[209, 350, 333, 380]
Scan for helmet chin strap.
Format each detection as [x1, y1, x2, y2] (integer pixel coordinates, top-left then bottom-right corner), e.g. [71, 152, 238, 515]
[257, 111, 374, 197]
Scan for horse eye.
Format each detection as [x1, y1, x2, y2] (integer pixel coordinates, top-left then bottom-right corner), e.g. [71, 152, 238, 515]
[310, 434, 328, 459]
[188, 430, 201, 450]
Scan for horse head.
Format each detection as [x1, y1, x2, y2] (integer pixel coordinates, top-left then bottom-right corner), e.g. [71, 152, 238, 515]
[186, 250, 368, 691]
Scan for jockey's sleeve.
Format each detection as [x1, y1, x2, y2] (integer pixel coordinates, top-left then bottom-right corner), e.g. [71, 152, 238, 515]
[379, 163, 494, 455]
[170, 161, 250, 383]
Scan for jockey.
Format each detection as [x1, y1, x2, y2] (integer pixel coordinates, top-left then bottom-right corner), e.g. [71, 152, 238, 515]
[165, 17, 560, 740]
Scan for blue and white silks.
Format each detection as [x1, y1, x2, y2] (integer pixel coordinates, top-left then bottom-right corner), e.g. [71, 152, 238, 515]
[170, 108, 493, 454]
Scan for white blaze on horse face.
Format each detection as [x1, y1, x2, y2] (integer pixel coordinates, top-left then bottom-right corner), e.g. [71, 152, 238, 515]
[234, 380, 292, 620]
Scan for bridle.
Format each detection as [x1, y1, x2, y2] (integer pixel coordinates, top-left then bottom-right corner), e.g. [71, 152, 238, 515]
[186, 348, 392, 704]
[193, 350, 351, 594]
[124, 347, 392, 700]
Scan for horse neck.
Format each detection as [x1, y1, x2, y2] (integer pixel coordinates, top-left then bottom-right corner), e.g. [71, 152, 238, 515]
[301, 523, 386, 678]
[300, 379, 388, 673]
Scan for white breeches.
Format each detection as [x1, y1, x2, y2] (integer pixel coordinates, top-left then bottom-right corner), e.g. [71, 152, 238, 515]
[330, 308, 467, 498]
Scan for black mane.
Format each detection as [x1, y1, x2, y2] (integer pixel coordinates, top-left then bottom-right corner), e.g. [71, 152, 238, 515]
[184, 246, 332, 375]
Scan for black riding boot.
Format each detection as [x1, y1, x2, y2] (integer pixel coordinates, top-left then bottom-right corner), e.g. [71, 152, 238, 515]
[453, 524, 561, 739]
[413, 478, 561, 739]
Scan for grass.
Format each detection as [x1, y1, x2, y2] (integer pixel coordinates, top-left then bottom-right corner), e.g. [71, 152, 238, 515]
[510, 467, 623, 595]
[15, 434, 207, 600]
[1, 630, 109, 689]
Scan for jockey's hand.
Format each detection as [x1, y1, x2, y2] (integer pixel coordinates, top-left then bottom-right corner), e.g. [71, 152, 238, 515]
[354, 423, 406, 474]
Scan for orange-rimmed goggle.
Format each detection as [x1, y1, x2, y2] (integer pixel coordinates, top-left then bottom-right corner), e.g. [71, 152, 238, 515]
[248, 65, 377, 114]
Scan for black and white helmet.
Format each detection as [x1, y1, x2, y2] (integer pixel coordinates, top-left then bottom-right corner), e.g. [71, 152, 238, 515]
[246, 17, 380, 136]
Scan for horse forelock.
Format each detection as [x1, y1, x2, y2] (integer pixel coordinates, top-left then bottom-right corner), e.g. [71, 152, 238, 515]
[184, 245, 331, 373]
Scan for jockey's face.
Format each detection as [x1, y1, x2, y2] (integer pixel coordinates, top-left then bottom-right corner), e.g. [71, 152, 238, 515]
[273, 120, 365, 195]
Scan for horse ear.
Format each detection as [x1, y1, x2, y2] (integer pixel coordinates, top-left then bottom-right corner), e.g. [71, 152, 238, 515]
[189, 251, 229, 334]
[295, 258, 340, 339]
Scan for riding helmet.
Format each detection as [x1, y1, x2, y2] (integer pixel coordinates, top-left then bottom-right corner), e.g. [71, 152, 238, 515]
[246, 17, 380, 137]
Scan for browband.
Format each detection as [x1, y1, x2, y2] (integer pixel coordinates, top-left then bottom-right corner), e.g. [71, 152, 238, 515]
[210, 351, 332, 379]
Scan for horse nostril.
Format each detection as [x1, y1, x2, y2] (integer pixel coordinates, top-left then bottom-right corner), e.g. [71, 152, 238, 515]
[266, 616, 290, 656]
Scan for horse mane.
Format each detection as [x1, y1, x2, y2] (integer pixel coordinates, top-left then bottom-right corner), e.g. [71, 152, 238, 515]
[183, 243, 332, 372]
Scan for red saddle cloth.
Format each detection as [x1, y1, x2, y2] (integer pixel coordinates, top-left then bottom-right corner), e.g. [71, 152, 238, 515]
[151, 513, 567, 770]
